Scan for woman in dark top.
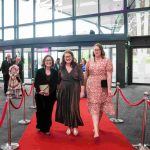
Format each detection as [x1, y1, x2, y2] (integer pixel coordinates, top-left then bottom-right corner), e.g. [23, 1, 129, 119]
[34, 55, 58, 135]
[55, 50, 84, 136]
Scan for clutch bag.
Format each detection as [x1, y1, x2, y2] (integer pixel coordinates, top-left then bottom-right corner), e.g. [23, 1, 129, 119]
[101, 80, 107, 88]
[39, 84, 49, 94]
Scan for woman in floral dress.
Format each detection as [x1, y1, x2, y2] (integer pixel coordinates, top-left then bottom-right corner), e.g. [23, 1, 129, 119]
[85, 43, 115, 138]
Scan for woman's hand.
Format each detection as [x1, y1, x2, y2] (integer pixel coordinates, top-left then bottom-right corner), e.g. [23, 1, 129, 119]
[108, 88, 112, 97]
[80, 86, 85, 98]
[39, 90, 44, 95]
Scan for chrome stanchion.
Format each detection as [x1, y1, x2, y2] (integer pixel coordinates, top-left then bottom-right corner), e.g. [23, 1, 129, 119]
[110, 82, 124, 123]
[29, 78, 36, 109]
[133, 92, 150, 150]
[18, 84, 30, 125]
[1, 91, 19, 150]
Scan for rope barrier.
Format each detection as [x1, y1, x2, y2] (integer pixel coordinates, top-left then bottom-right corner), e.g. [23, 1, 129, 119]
[112, 88, 117, 96]
[9, 90, 25, 109]
[0, 101, 8, 128]
[118, 88, 145, 106]
[25, 83, 34, 97]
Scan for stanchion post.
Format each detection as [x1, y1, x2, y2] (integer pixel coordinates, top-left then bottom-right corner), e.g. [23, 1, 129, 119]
[29, 78, 36, 109]
[133, 92, 150, 150]
[1, 91, 19, 150]
[18, 84, 31, 125]
[110, 82, 124, 123]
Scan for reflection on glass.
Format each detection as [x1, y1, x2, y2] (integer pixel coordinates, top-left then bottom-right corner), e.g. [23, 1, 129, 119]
[54, 20, 73, 36]
[35, 0, 52, 22]
[36, 23, 52, 37]
[133, 48, 150, 83]
[0, 52, 3, 78]
[23, 48, 32, 83]
[54, 0, 72, 19]
[128, 11, 150, 36]
[99, 0, 123, 13]
[19, 0, 33, 24]
[4, 0, 14, 26]
[76, 17, 98, 35]
[4, 28, 14, 40]
[19, 26, 33, 39]
[0, 0, 2, 27]
[127, 0, 150, 9]
[76, 0, 98, 16]
[100, 14, 124, 34]
[0, 29, 2, 40]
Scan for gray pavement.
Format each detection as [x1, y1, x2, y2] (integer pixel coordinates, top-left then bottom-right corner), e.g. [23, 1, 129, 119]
[0, 83, 150, 149]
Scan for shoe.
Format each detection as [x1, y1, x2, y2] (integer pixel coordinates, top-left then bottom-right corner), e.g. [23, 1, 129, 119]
[66, 128, 71, 135]
[73, 128, 79, 136]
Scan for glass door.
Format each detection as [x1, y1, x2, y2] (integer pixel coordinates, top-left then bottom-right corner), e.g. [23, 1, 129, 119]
[0, 51, 3, 79]
[23, 48, 32, 83]
[132, 48, 150, 83]
[34, 47, 50, 76]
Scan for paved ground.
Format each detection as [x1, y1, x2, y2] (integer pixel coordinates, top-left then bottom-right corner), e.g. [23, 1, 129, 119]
[0, 83, 150, 149]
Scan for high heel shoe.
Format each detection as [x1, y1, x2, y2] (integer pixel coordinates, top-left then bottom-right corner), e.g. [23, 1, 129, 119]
[73, 128, 79, 136]
[66, 128, 71, 135]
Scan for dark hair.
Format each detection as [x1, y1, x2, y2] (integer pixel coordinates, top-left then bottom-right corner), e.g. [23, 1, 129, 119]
[42, 55, 54, 67]
[81, 58, 86, 65]
[93, 43, 105, 59]
[61, 49, 77, 69]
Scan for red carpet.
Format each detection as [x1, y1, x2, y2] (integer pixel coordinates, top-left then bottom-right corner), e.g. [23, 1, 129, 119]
[19, 99, 134, 150]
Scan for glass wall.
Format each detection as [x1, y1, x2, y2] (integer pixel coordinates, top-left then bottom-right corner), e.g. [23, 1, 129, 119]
[132, 48, 150, 83]
[128, 11, 150, 36]
[0, 0, 149, 41]
[4, 0, 14, 26]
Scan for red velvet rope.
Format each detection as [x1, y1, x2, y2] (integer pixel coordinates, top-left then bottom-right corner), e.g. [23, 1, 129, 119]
[112, 88, 117, 96]
[25, 83, 34, 97]
[147, 101, 150, 106]
[10, 90, 25, 109]
[118, 88, 145, 106]
[0, 101, 8, 127]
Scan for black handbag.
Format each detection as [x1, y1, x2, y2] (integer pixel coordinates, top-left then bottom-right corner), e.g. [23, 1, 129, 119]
[101, 80, 107, 88]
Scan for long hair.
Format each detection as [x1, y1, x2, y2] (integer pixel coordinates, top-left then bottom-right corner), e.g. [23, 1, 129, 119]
[42, 55, 54, 68]
[93, 43, 105, 59]
[61, 49, 77, 69]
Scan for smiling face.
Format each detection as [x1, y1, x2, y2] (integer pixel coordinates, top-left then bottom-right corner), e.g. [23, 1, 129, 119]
[44, 56, 53, 68]
[64, 53, 73, 65]
[93, 45, 101, 58]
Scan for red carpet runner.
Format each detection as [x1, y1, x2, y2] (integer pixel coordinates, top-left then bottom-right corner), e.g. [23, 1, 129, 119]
[19, 99, 134, 150]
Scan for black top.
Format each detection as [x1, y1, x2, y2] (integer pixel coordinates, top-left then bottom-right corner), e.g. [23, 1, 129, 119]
[34, 68, 58, 95]
[1, 59, 13, 75]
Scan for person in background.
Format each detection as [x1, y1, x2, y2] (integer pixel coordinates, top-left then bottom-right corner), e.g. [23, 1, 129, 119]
[15, 56, 24, 83]
[1, 54, 13, 94]
[80, 58, 86, 73]
[55, 50, 84, 136]
[84, 43, 114, 139]
[54, 58, 60, 72]
[34, 55, 58, 135]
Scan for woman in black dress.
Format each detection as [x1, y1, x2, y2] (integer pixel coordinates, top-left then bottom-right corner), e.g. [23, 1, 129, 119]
[34, 55, 58, 135]
[55, 50, 84, 136]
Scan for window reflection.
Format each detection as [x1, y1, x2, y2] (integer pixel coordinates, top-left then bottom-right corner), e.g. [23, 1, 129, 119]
[4, 0, 14, 26]
[99, 0, 123, 13]
[35, 0, 52, 22]
[0, 29, 2, 40]
[36, 23, 52, 37]
[128, 11, 150, 36]
[54, 0, 72, 19]
[76, 0, 98, 16]
[76, 17, 98, 35]
[127, 0, 150, 9]
[0, 0, 2, 27]
[100, 14, 124, 34]
[19, 0, 33, 24]
[54, 20, 73, 36]
[19, 26, 33, 39]
[4, 28, 14, 40]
